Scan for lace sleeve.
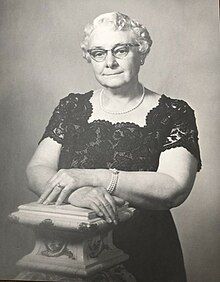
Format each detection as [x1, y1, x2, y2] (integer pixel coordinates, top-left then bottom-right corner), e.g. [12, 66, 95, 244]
[161, 99, 202, 171]
[39, 95, 72, 144]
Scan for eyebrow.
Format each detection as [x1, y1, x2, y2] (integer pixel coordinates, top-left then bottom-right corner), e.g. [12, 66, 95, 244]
[89, 43, 129, 50]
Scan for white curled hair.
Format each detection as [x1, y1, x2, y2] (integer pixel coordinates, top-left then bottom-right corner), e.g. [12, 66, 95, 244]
[80, 12, 153, 62]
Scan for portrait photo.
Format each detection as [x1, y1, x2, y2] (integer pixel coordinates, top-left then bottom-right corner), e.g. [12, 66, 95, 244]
[0, 1, 219, 281]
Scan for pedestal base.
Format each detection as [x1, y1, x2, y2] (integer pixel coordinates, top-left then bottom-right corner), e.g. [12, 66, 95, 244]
[16, 229, 128, 277]
[16, 265, 136, 281]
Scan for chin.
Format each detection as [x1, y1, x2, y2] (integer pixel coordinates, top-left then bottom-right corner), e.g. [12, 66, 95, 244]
[103, 83, 125, 89]
[98, 77, 129, 89]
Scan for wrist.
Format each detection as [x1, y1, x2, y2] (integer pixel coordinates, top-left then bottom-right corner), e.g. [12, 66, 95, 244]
[94, 168, 120, 195]
[106, 168, 119, 195]
[93, 169, 111, 188]
[69, 169, 100, 187]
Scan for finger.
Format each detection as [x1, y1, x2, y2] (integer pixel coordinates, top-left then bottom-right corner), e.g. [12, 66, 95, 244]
[37, 186, 54, 204]
[47, 172, 60, 185]
[91, 198, 112, 223]
[89, 202, 104, 217]
[43, 185, 64, 205]
[56, 185, 73, 205]
[104, 193, 117, 213]
[37, 174, 60, 203]
[105, 194, 118, 223]
[97, 196, 117, 224]
[113, 196, 125, 206]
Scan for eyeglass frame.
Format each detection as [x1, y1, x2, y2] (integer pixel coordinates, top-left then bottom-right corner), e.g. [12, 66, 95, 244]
[87, 43, 140, 62]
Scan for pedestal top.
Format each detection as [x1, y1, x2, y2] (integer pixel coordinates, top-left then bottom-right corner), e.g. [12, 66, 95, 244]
[9, 202, 135, 233]
[17, 202, 100, 219]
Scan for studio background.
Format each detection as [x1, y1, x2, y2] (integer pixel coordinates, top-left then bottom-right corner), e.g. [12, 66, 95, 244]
[0, 0, 219, 281]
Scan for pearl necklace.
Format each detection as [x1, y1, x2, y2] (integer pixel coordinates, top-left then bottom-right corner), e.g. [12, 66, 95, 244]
[99, 84, 145, 115]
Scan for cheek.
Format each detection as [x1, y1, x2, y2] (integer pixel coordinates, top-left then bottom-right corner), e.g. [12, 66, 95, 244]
[123, 54, 141, 75]
[91, 62, 104, 75]
[124, 60, 140, 77]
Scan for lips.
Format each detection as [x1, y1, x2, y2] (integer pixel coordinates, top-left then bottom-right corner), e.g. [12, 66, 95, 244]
[103, 72, 123, 76]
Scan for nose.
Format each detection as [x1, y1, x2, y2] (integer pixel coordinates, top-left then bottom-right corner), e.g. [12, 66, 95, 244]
[105, 50, 118, 68]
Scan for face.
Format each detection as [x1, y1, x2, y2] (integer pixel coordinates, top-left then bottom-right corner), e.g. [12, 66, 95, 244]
[87, 26, 143, 89]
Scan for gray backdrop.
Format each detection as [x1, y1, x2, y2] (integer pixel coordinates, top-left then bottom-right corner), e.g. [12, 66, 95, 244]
[0, 0, 219, 281]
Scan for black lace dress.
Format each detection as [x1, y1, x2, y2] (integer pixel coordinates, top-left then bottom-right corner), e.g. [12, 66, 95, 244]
[40, 91, 201, 282]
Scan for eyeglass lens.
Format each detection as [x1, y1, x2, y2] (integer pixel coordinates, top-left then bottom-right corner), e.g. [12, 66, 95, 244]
[88, 44, 137, 62]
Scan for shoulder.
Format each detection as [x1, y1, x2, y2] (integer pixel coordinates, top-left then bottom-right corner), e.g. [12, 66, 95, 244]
[58, 90, 93, 107]
[160, 95, 201, 172]
[53, 90, 94, 120]
[161, 94, 195, 114]
[159, 94, 196, 123]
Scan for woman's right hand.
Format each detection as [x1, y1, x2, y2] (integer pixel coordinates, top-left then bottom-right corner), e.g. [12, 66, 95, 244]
[67, 187, 125, 225]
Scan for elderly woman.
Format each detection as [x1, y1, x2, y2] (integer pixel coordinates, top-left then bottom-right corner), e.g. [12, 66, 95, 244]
[26, 12, 201, 281]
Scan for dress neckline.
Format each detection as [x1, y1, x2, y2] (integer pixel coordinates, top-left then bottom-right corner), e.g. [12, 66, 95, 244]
[86, 90, 166, 129]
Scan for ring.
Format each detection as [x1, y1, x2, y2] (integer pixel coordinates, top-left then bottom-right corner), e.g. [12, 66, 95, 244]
[57, 183, 65, 189]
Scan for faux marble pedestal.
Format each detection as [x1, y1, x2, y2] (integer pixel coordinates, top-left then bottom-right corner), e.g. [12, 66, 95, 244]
[9, 202, 136, 281]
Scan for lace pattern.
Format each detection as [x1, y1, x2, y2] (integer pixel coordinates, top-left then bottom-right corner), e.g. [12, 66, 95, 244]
[40, 91, 201, 171]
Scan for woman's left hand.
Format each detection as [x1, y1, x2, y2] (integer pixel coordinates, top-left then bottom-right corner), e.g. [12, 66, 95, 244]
[37, 168, 97, 205]
[68, 187, 125, 224]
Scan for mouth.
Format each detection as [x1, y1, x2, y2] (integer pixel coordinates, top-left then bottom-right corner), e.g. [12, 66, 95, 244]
[103, 72, 123, 76]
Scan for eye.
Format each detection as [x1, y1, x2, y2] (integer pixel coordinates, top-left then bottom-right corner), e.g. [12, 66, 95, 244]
[113, 46, 129, 57]
[90, 49, 105, 58]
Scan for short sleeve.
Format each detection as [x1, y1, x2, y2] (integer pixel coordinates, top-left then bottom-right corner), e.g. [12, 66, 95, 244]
[39, 95, 72, 144]
[38, 91, 93, 145]
[161, 100, 202, 171]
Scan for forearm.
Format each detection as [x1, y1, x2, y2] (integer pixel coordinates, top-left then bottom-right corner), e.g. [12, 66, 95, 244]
[27, 166, 100, 200]
[26, 165, 57, 196]
[95, 170, 186, 210]
[117, 171, 186, 209]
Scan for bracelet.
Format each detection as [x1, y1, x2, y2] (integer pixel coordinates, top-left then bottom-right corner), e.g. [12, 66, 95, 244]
[106, 168, 119, 195]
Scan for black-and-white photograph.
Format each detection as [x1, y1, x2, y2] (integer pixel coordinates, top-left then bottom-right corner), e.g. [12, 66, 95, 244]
[0, 1, 219, 281]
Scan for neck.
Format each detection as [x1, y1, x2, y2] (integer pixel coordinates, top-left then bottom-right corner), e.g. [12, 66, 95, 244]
[102, 78, 142, 101]
[99, 79, 146, 114]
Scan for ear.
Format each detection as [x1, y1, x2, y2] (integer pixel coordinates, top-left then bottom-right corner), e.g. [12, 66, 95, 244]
[85, 53, 91, 63]
[140, 53, 147, 65]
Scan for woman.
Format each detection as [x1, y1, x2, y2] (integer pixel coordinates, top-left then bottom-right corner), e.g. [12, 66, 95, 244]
[27, 12, 201, 281]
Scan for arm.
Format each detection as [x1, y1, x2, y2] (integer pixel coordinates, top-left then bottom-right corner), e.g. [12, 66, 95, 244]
[33, 143, 197, 210]
[94, 99, 201, 210]
[27, 93, 76, 196]
[26, 137, 121, 224]
[29, 95, 199, 211]
[26, 137, 61, 196]
[26, 137, 97, 196]
[94, 147, 198, 210]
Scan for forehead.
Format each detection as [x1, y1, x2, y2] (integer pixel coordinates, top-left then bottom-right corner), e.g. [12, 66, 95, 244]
[88, 26, 135, 48]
